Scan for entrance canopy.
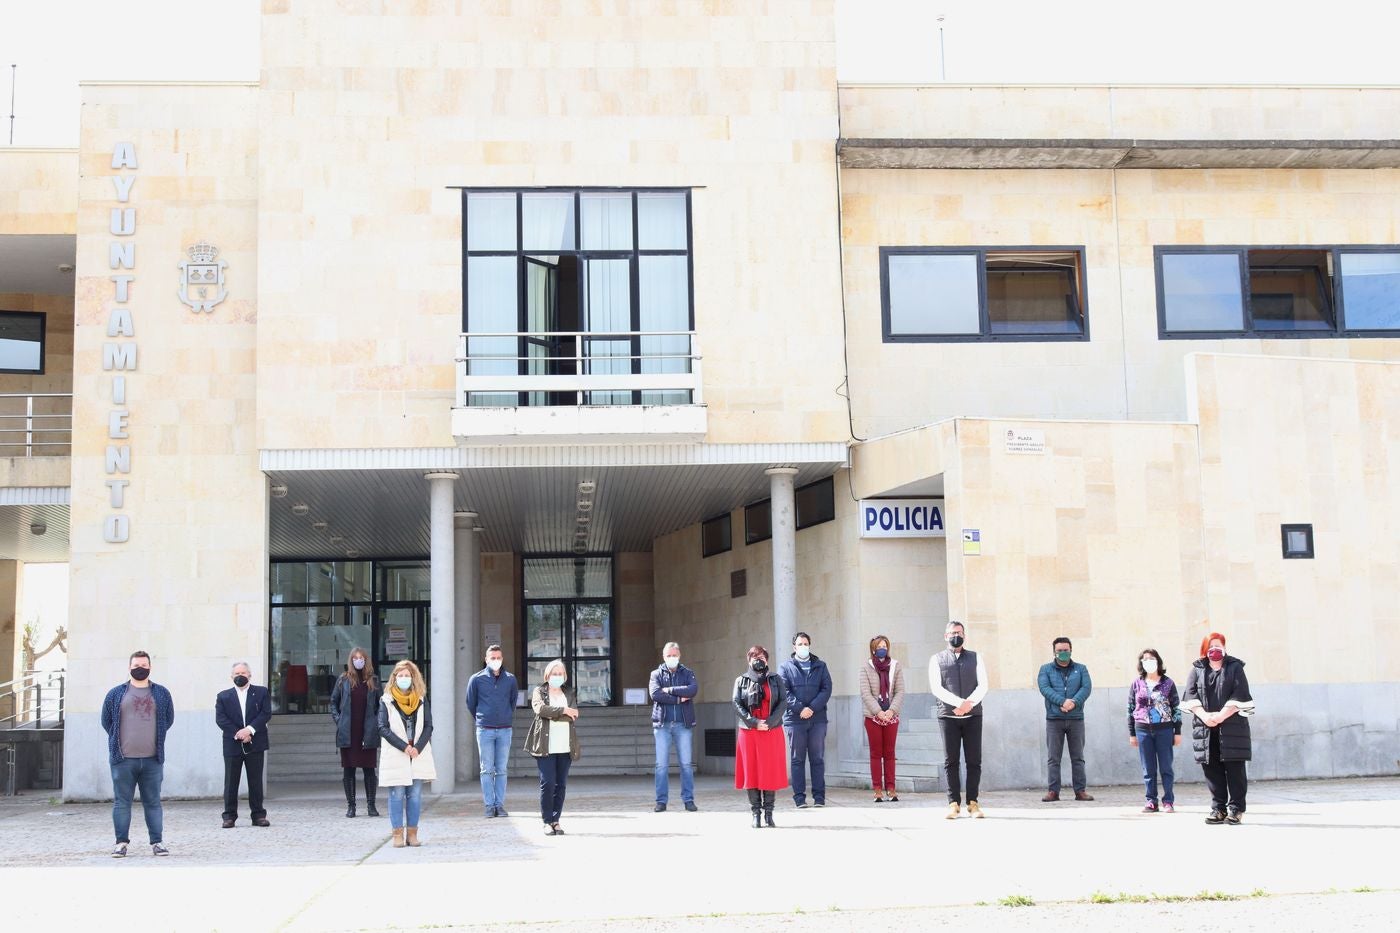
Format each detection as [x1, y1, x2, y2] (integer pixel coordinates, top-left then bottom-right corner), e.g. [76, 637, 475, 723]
[262, 442, 849, 558]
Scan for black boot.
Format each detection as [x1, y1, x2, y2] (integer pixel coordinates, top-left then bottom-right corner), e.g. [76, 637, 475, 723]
[762, 791, 776, 828]
[364, 769, 380, 817]
[343, 769, 357, 818]
[747, 789, 762, 829]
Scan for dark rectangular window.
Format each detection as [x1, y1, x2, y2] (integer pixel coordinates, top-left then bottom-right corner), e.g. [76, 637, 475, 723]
[880, 247, 1087, 342]
[701, 513, 731, 558]
[0, 311, 45, 374]
[744, 499, 771, 545]
[1281, 524, 1314, 559]
[795, 477, 835, 530]
[461, 188, 696, 406]
[1157, 246, 1400, 338]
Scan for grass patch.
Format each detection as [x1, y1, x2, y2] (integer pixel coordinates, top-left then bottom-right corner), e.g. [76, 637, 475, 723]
[1353, 886, 1376, 894]
[1086, 890, 1246, 905]
[998, 895, 1035, 907]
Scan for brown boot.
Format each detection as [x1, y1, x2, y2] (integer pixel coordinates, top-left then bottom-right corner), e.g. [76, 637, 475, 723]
[406, 826, 421, 847]
[391, 828, 405, 848]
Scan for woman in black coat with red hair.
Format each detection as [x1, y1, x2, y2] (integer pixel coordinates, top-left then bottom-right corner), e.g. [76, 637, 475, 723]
[1182, 631, 1255, 825]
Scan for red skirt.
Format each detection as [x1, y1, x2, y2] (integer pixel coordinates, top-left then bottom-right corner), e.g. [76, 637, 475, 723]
[734, 727, 788, 791]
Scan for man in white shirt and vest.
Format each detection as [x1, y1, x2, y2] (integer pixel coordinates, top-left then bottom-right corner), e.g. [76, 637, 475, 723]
[929, 621, 988, 820]
[215, 661, 272, 828]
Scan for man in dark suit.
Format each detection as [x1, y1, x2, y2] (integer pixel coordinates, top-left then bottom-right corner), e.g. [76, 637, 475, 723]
[216, 661, 272, 828]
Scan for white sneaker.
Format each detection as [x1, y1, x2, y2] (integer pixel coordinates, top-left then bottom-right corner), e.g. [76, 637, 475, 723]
[111, 843, 128, 858]
[151, 843, 170, 857]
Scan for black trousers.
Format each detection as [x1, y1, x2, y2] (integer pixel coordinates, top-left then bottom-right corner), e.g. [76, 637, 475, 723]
[537, 753, 572, 824]
[222, 751, 266, 821]
[940, 716, 983, 804]
[1202, 733, 1247, 812]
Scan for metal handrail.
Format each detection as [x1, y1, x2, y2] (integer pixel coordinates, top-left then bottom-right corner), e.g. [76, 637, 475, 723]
[0, 670, 65, 729]
[456, 331, 703, 406]
[0, 393, 73, 458]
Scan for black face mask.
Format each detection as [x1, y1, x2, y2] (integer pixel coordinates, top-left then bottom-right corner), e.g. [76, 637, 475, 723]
[233, 675, 249, 688]
[947, 635, 965, 649]
[130, 667, 150, 681]
[750, 660, 768, 675]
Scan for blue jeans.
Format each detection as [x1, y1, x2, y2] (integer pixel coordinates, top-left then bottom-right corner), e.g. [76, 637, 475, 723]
[111, 756, 163, 844]
[784, 719, 828, 804]
[653, 722, 695, 805]
[476, 726, 513, 809]
[537, 753, 572, 824]
[1136, 728, 1176, 804]
[388, 780, 423, 829]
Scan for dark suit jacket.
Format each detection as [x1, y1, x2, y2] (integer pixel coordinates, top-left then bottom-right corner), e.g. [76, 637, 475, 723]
[216, 685, 273, 758]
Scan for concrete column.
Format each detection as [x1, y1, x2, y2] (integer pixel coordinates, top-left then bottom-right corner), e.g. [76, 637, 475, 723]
[453, 511, 479, 784]
[766, 468, 799, 654]
[425, 472, 458, 794]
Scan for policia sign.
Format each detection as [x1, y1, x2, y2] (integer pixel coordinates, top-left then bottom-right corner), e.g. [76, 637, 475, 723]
[859, 499, 946, 538]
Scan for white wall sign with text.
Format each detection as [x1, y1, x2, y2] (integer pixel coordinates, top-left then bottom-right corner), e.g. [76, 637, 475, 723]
[1004, 427, 1046, 455]
[859, 498, 947, 538]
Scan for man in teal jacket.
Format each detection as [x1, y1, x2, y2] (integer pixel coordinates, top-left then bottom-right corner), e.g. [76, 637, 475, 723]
[1037, 637, 1093, 802]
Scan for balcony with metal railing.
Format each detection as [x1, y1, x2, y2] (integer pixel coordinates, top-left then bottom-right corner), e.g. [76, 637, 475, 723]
[452, 330, 707, 443]
[0, 393, 72, 458]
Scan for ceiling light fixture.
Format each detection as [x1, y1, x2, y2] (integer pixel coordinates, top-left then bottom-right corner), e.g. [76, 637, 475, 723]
[29, 520, 47, 536]
[291, 503, 310, 516]
[312, 521, 327, 531]
[269, 484, 288, 498]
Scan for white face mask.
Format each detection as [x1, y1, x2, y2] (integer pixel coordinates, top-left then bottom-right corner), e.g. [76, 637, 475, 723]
[1141, 657, 1159, 674]
[548, 675, 566, 689]
[664, 655, 680, 669]
[352, 657, 365, 670]
[395, 676, 413, 691]
[794, 644, 811, 660]
[487, 659, 503, 672]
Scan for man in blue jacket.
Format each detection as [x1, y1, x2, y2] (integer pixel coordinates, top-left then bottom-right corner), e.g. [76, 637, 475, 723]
[779, 631, 833, 808]
[466, 644, 519, 818]
[100, 650, 175, 857]
[649, 641, 698, 812]
[1037, 636, 1094, 802]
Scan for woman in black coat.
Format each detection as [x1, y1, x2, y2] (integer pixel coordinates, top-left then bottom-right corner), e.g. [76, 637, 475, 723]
[1182, 632, 1255, 825]
[330, 647, 382, 817]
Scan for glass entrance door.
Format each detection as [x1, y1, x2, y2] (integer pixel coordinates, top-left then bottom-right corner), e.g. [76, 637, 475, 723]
[375, 603, 430, 688]
[523, 600, 613, 706]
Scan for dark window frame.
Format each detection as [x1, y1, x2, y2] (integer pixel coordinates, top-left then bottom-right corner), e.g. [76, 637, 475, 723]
[460, 187, 696, 406]
[743, 499, 772, 545]
[518, 552, 618, 705]
[1280, 524, 1315, 560]
[0, 310, 47, 375]
[878, 245, 1090, 343]
[701, 513, 732, 558]
[795, 476, 836, 531]
[1155, 244, 1400, 339]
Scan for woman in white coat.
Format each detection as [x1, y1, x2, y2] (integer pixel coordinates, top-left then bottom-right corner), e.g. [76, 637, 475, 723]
[377, 659, 436, 848]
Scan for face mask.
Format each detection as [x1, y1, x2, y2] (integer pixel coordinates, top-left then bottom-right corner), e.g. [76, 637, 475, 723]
[750, 659, 768, 675]
[1207, 647, 1225, 662]
[233, 674, 249, 688]
[874, 647, 888, 660]
[548, 675, 566, 689]
[130, 667, 150, 681]
[664, 656, 680, 669]
[395, 676, 413, 691]
[947, 634, 964, 649]
[1141, 657, 1158, 674]
[487, 659, 503, 672]
[352, 658, 365, 670]
[1056, 650, 1072, 663]
[794, 645, 810, 660]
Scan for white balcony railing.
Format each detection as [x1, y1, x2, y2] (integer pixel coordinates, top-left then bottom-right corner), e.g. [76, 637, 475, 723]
[0, 393, 73, 458]
[455, 331, 703, 407]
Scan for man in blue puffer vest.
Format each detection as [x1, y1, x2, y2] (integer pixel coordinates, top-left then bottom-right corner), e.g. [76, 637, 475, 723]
[1037, 636, 1094, 802]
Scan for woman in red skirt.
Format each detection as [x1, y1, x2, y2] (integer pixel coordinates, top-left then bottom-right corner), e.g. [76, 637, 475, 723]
[733, 645, 788, 828]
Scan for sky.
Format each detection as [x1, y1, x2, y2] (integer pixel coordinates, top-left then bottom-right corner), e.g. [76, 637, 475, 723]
[2, 0, 1400, 147]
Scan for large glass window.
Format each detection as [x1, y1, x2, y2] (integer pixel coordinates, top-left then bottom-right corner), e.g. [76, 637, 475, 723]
[462, 189, 695, 406]
[0, 311, 45, 374]
[268, 559, 428, 713]
[1157, 246, 1400, 337]
[521, 556, 614, 705]
[881, 247, 1087, 341]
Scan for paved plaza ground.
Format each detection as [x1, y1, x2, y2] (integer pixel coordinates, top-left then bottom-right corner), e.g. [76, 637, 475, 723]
[2, 774, 1396, 931]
